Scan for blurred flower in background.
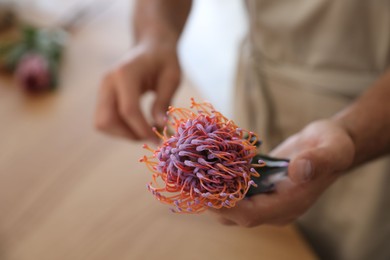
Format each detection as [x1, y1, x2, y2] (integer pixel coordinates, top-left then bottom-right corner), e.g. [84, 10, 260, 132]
[15, 52, 52, 93]
[0, 24, 66, 94]
[0, 1, 112, 95]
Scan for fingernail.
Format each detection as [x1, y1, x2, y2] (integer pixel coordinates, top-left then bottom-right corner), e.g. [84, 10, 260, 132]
[294, 159, 312, 182]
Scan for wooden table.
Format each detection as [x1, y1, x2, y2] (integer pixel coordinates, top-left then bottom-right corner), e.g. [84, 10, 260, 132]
[0, 1, 317, 259]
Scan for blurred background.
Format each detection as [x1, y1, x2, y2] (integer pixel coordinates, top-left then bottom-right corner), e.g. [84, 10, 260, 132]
[0, 0, 316, 259]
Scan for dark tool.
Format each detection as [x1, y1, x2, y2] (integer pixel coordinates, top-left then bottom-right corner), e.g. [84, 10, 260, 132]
[246, 154, 290, 196]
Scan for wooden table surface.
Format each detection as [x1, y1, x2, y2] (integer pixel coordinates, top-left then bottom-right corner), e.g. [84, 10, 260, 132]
[0, 1, 317, 259]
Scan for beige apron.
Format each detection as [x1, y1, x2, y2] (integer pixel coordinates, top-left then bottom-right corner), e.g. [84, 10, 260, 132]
[235, 1, 390, 259]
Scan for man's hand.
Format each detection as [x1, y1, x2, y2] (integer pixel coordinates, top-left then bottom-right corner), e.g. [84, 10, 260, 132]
[211, 120, 355, 227]
[94, 0, 192, 142]
[94, 41, 181, 142]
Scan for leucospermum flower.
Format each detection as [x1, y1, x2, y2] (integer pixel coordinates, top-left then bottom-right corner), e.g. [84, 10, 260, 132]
[140, 99, 265, 213]
[15, 53, 53, 93]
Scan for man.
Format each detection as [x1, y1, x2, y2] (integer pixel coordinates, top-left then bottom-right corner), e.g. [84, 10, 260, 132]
[94, 1, 390, 259]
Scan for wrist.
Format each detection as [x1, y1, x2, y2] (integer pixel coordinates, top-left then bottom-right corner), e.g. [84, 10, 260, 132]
[134, 12, 180, 47]
[136, 26, 179, 45]
[131, 36, 179, 60]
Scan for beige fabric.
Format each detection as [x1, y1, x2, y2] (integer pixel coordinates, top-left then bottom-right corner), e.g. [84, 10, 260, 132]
[235, 1, 390, 259]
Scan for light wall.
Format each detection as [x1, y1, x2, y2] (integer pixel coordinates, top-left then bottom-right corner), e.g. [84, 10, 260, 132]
[179, 0, 248, 117]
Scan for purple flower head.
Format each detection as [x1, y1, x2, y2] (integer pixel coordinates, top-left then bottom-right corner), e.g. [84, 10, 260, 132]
[140, 99, 261, 213]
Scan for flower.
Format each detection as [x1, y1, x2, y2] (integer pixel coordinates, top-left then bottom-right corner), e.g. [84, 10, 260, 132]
[15, 53, 53, 94]
[140, 99, 264, 213]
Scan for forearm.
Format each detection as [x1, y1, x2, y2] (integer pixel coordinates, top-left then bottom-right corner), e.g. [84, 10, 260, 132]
[133, 0, 192, 45]
[334, 69, 390, 166]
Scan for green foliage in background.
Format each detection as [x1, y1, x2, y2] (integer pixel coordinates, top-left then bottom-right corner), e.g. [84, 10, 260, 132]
[0, 26, 67, 88]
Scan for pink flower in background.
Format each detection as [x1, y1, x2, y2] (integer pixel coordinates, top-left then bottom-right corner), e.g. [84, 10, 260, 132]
[15, 53, 52, 94]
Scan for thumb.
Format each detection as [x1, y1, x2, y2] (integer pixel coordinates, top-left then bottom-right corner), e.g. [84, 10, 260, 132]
[288, 147, 341, 183]
[152, 70, 180, 127]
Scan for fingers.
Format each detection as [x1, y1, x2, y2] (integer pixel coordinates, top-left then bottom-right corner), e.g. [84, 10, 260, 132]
[152, 67, 181, 127]
[95, 77, 137, 140]
[210, 183, 306, 228]
[95, 44, 182, 142]
[210, 120, 357, 228]
[114, 69, 159, 142]
[288, 144, 351, 184]
[210, 199, 264, 228]
[272, 121, 355, 184]
[95, 70, 158, 142]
